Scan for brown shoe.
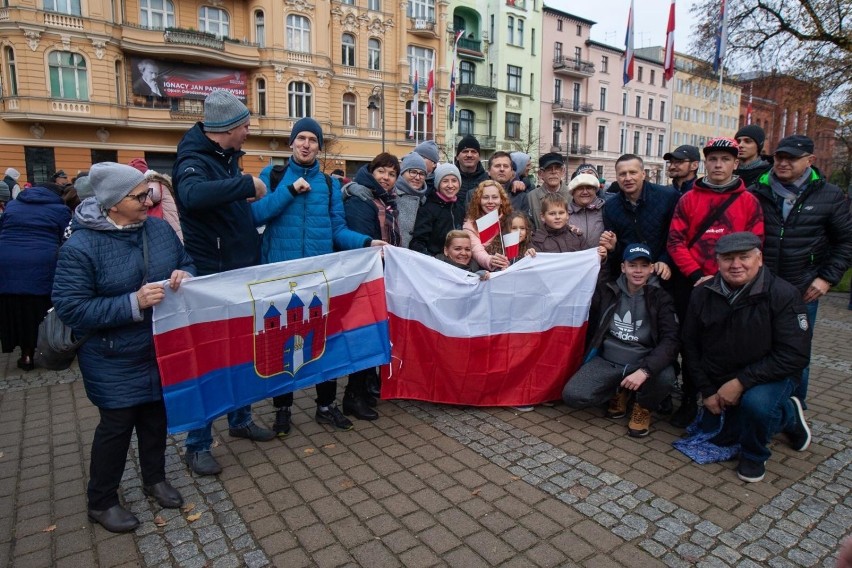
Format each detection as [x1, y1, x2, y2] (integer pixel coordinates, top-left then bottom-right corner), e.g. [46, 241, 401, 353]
[606, 390, 629, 419]
[628, 403, 652, 438]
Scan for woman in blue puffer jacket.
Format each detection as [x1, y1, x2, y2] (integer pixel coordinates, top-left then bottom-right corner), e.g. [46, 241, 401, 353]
[52, 163, 195, 534]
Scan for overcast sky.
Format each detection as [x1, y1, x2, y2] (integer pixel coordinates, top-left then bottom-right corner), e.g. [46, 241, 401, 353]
[546, 0, 700, 54]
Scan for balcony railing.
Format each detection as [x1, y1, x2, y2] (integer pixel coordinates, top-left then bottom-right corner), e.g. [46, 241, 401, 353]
[164, 28, 224, 50]
[457, 36, 482, 53]
[409, 18, 436, 35]
[43, 11, 84, 29]
[568, 144, 593, 156]
[552, 99, 594, 114]
[456, 134, 496, 150]
[552, 56, 595, 76]
[456, 84, 497, 101]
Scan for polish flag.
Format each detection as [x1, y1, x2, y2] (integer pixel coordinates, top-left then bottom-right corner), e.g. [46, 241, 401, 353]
[153, 248, 389, 433]
[426, 65, 435, 116]
[663, 0, 676, 81]
[503, 231, 520, 260]
[381, 247, 600, 406]
[475, 209, 500, 244]
[623, 0, 635, 85]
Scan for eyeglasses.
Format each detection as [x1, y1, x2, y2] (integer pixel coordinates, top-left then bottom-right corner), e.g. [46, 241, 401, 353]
[125, 189, 153, 204]
[406, 170, 427, 178]
[774, 154, 811, 164]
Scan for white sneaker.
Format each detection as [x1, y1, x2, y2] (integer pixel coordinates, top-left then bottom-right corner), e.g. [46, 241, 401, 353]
[511, 405, 535, 412]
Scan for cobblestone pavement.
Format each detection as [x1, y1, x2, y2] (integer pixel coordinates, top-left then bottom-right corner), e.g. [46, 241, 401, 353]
[1, 293, 850, 567]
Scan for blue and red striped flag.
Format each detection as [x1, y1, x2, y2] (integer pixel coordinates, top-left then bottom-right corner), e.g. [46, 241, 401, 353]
[713, 0, 728, 74]
[623, 0, 635, 85]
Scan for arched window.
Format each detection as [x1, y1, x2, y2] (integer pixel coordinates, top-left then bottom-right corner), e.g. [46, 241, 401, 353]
[342, 34, 355, 67]
[4, 47, 18, 96]
[199, 6, 229, 38]
[254, 10, 265, 47]
[458, 109, 474, 135]
[48, 51, 88, 100]
[140, 0, 174, 29]
[288, 81, 312, 118]
[368, 39, 381, 71]
[286, 15, 311, 52]
[256, 78, 267, 116]
[342, 93, 356, 127]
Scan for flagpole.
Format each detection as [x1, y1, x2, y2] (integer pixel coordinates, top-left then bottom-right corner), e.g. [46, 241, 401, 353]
[716, 66, 724, 137]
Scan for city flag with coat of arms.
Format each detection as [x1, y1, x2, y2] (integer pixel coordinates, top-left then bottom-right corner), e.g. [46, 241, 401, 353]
[152, 248, 389, 433]
[381, 247, 600, 406]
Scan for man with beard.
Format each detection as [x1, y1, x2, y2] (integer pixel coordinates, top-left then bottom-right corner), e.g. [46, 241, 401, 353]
[734, 125, 772, 187]
[664, 145, 700, 195]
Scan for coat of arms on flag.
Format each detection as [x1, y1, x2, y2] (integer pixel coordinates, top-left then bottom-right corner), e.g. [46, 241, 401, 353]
[249, 271, 330, 377]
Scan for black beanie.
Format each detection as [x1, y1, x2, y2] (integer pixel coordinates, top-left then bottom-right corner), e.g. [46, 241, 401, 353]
[735, 124, 766, 151]
[456, 134, 480, 156]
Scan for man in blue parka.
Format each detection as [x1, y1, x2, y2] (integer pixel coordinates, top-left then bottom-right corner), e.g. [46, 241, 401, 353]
[252, 117, 383, 436]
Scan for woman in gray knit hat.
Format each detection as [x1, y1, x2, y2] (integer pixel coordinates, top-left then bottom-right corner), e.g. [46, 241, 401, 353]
[52, 162, 195, 533]
[394, 152, 429, 248]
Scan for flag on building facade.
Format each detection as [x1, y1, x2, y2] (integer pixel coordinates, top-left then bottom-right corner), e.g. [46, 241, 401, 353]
[448, 30, 463, 127]
[426, 65, 435, 117]
[380, 248, 600, 406]
[503, 231, 520, 260]
[409, 70, 419, 139]
[663, 0, 676, 81]
[746, 82, 753, 124]
[713, 0, 728, 74]
[152, 248, 390, 433]
[623, 0, 635, 85]
[475, 209, 500, 244]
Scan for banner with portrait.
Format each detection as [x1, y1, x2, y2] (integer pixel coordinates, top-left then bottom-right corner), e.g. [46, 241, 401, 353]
[129, 57, 247, 101]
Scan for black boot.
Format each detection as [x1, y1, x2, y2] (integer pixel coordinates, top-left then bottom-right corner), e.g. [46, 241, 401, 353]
[342, 391, 378, 420]
[366, 373, 381, 398]
[670, 396, 698, 428]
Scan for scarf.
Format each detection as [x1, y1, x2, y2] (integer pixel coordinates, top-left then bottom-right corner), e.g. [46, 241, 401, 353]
[769, 167, 812, 221]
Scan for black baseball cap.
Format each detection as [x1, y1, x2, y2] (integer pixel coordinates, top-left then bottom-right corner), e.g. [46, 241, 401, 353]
[538, 152, 565, 169]
[623, 244, 653, 262]
[775, 135, 814, 157]
[663, 145, 700, 162]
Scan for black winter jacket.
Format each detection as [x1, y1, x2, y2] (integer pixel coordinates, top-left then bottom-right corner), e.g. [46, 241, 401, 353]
[682, 267, 810, 398]
[751, 167, 852, 294]
[586, 280, 680, 378]
[409, 192, 466, 256]
[456, 161, 488, 205]
[173, 123, 259, 276]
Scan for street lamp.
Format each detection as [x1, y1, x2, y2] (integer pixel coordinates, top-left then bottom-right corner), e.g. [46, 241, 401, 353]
[367, 83, 386, 152]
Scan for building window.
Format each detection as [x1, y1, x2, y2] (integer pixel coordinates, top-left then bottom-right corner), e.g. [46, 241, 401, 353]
[342, 93, 356, 127]
[620, 129, 625, 153]
[43, 0, 81, 15]
[460, 61, 475, 85]
[601, 55, 608, 73]
[91, 149, 118, 164]
[599, 86, 607, 111]
[554, 42, 562, 60]
[406, 100, 430, 139]
[660, 100, 665, 122]
[635, 95, 641, 117]
[199, 6, 229, 38]
[342, 34, 355, 66]
[140, 0, 174, 29]
[256, 78, 266, 116]
[25, 146, 55, 184]
[288, 81, 312, 118]
[48, 51, 88, 100]
[4, 47, 18, 96]
[572, 82, 580, 106]
[407, 45, 434, 85]
[622, 92, 627, 115]
[556, 20, 562, 31]
[507, 65, 522, 93]
[517, 18, 524, 46]
[507, 16, 514, 45]
[506, 112, 521, 139]
[531, 28, 536, 55]
[553, 78, 562, 102]
[576, 24, 581, 36]
[286, 15, 311, 52]
[650, 69, 655, 85]
[673, 132, 679, 145]
[458, 109, 474, 135]
[490, 15, 495, 44]
[570, 122, 580, 148]
[574, 46, 582, 60]
[633, 131, 640, 154]
[254, 10, 265, 47]
[341, 0, 354, 4]
[114, 60, 122, 104]
[368, 0, 380, 10]
[637, 66, 643, 82]
[552, 119, 561, 147]
[648, 98, 654, 119]
[368, 38, 381, 70]
[645, 133, 652, 155]
[597, 125, 606, 151]
[407, 0, 435, 20]
[658, 134, 664, 157]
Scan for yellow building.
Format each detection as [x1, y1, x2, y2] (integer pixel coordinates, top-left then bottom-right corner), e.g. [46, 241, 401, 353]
[0, 0, 449, 182]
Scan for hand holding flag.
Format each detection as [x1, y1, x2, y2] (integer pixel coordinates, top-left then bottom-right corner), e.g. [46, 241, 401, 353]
[475, 209, 500, 244]
[502, 231, 520, 261]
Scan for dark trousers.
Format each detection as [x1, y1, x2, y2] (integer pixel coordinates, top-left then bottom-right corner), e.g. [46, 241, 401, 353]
[562, 356, 675, 411]
[668, 270, 697, 400]
[345, 368, 376, 397]
[273, 379, 337, 408]
[88, 400, 167, 510]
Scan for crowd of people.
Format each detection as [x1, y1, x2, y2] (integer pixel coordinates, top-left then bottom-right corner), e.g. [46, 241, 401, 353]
[1, 88, 851, 533]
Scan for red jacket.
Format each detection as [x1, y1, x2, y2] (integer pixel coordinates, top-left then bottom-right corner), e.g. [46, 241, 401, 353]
[667, 177, 764, 282]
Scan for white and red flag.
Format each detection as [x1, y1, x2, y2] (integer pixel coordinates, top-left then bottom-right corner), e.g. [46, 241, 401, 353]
[503, 231, 520, 260]
[623, 0, 635, 85]
[663, 0, 676, 81]
[409, 70, 419, 139]
[475, 209, 500, 244]
[381, 248, 600, 406]
[426, 65, 435, 116]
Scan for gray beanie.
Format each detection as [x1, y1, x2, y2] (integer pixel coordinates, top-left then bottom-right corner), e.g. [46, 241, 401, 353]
[414, 140, 440, 163]
[433, 163, 461, 189]
[400, 153, 427, 175]
[74, 175, 94, 200]
[204, 90, 251, 133]
[90, 162, 146, 209]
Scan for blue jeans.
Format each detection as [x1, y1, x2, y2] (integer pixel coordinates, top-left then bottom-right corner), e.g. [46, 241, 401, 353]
[184, 405, 252, 453]
[700, 378, 798, 463]
[794, 300, 818, 404]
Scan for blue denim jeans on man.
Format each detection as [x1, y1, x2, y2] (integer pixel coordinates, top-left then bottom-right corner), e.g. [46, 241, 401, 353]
[184, 405, 252, 453]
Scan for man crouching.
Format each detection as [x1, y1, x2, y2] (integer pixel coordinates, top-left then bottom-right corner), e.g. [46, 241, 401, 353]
[682, 232, 812, 482]
[563, 244, 680, 437]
